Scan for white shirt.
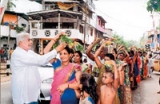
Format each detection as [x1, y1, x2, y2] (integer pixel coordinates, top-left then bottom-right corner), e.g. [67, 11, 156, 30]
[79, 96, 93, 104]
[11, 47, 57, 104]
[148, 58, 153, 68]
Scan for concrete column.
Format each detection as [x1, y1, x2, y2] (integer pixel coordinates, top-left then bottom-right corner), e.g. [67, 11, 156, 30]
[58, 13, 60, 29]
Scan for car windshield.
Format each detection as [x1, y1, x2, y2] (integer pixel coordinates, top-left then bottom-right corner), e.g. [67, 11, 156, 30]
[41, 63, 53, 67]
[152, 51, 160, 60]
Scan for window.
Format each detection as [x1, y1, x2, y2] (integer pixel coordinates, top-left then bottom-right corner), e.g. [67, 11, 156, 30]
[102, 23, 105, 28]
[80, 25, 83, 33]
[90, 28, 93, 36]
[98, 19, 101, 25]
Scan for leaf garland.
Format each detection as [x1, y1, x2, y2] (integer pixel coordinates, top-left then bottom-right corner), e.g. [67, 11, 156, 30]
[74, 42, 84, 52]
[92, 44, 98, 52]
[52, 35, 84, 52]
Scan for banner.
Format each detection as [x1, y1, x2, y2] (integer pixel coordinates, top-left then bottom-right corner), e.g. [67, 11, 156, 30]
[82, 6, 89, 14]
[0, 0, 9, 24]
[57, 2, 77, 10]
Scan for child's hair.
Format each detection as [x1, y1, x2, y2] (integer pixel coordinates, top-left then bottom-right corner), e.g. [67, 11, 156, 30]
[105, 53, 115, 60]
[80, 73, 98, 103]
[70, 48, 74, 54]
[113, 48, 117, 54]
[105, 66, 114, 79]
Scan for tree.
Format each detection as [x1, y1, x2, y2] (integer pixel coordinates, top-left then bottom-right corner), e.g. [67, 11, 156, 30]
[113, 33, 127, 48]
[7, 0, 16, 11]
[125, 40, 139, 48]
[147, 0, 160, 13]
[29, 0, 42, 4]
[113, 33, 140, 49]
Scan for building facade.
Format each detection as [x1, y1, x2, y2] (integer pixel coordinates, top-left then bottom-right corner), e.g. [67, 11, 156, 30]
[27, 0, 108, 54]
[0, 11, 29, 48]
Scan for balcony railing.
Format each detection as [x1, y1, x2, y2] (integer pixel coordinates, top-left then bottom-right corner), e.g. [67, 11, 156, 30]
[30, 28, 95, 44]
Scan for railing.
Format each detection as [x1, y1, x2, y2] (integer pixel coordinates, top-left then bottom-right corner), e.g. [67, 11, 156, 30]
[30, 28, 95, 44]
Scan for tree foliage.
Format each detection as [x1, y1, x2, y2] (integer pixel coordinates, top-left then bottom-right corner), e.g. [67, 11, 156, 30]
[147, 0, 160, 13]
[14, 25, 25, 33]
[7, 0, 16, 11]
[113, 33, 127, 47]
[125, 40, 139, 48]
[113, 33, 139, 49]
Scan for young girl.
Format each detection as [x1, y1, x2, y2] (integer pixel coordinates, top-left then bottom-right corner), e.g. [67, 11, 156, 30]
[79, 73, 98, 104]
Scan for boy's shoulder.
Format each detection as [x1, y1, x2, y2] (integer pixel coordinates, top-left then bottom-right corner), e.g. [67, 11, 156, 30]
[100, 85, 106, 90]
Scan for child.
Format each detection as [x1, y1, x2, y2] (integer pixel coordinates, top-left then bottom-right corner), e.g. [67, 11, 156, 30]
[98, 61, 123, 104]
[79, 73, 98, 104]
[148, 54, 153, 78]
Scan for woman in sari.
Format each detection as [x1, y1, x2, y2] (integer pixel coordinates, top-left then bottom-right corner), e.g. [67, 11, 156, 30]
[50, 46, 82, 104]
[143, 51, 148, 79]
[73, 51, 92, 74]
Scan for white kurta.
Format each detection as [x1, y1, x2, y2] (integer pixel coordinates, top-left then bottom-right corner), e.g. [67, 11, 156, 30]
[11, 47, 57, 104]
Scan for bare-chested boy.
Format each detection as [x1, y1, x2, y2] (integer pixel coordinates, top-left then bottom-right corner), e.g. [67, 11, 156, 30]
[98, 61, 122, 104]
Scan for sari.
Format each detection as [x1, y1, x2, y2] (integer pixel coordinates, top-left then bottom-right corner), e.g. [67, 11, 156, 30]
[50, 63, 81, 104]
[116, 60, 132, 104]
[143, 57, 148, 78]
[96, 65, 105, 96]
[81, 63, 88, 72]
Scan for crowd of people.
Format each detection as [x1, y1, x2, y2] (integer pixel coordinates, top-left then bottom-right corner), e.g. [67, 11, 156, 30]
[0, 47, 14, 62]
[10, 32, 157, 104]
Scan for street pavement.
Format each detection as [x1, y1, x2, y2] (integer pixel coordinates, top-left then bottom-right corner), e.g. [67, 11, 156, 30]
[132, 71, 160, 104]
[1, 81, 13, 104]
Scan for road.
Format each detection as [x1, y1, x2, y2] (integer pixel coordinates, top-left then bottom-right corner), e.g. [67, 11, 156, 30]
[1, 72, 160, 104]
[1, 82, 13, 104]
[133, 71, 160, 104]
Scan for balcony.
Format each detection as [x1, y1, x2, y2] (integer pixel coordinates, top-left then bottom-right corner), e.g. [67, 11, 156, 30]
[103, 28, 113, 38]
[0, 25, 17, 38]
[31, 28, 85, 40]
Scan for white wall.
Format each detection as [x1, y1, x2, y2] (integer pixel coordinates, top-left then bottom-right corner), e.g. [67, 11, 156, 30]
[0, 25, 17, 38]
[0, 25, 9, 37]
[12, 0, 42, 14]
[18, 16, 29, 32]
[90, 13, 97, 28]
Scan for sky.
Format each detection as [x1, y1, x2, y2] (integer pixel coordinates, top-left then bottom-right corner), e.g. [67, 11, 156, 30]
[93, 0, 154, 41]
[4, 0, 157, 41]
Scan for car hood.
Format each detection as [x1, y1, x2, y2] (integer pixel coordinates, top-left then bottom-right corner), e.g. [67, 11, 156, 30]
[38, 66, 54, 81]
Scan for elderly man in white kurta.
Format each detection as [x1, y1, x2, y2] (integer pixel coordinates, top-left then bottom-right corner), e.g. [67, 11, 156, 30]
[11, 32, 66, 104]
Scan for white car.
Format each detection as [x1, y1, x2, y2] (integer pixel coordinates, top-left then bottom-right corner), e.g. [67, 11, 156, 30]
[38, 63, 53, 104]
[151, 51, 160, 72]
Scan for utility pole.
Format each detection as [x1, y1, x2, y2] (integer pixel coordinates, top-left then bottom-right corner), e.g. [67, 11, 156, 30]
[83, 0, 88, 52]
[7, 22, 11, 49]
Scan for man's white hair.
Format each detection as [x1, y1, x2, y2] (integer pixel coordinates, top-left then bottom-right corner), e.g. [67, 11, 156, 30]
[16, 32, 30, 45]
